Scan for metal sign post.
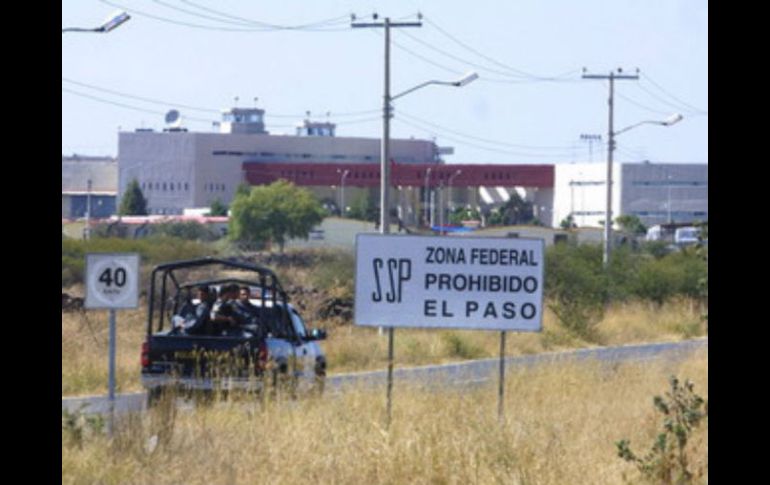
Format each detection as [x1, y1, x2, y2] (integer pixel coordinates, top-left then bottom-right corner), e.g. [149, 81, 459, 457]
[498, 331, 506, 422]
[85, 253, 140, 436]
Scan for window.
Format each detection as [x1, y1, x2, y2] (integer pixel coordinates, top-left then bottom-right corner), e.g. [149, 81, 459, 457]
[185, 182, 189, 191]
[162, 183, 167, 191]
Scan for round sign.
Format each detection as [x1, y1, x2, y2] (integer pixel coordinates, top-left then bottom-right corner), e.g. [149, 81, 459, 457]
[85, 253, 140, 309]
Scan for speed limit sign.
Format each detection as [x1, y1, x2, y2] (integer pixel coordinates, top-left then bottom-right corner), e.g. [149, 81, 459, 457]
[85, 253, 140, 309]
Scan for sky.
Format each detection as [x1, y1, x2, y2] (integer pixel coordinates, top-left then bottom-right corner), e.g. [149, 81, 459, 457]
[62, 0, 708, 165]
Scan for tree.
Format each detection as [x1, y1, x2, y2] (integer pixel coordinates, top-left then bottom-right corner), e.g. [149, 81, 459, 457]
[560, 214, 577, 229]
[210, 198, 228, 216]
[119, 178, 148, 215]
[615, 214, 647, 236]
[228, 180, 325, 252]
[347, 193, 378, 222]
[487, 192, 534, 226]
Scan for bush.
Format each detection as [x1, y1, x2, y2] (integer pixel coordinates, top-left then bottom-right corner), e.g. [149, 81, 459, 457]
[544, 243, 607, 341]
[62, 237, 215, 287]
[616, 376, 708, 484]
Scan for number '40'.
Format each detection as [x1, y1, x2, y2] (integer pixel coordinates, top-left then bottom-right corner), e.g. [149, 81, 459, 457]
[99, 267, 127, 287]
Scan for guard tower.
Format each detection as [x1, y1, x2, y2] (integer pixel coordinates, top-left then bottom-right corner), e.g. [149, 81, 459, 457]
[295, 119, 336, 137]
[220, 107, 268, 135]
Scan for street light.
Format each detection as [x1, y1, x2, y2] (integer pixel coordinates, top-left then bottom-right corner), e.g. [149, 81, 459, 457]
[423, 167, 432, 227]
[62, 11, 131, 33]
[604, 113, 683, 265]
[336, 168, 350, 217]
[381, 71, 478, 234]
[446, 169, 462, 234]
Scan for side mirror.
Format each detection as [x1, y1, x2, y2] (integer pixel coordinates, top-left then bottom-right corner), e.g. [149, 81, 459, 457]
[309, 328, 327, 341]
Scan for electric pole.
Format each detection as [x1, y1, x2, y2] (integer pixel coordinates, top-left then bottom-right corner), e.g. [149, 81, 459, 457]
[351, 13, 422, 430]
[351, 14, 422, 236]
[581, 68, 639, 267]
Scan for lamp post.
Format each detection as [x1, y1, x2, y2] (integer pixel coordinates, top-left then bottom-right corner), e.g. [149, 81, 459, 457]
[62, 11, 130, 33]
[667, 173, 673, 224]
[604, 113, 683, 266]
[382, 71, 478, 233]
[446, 169, 462, 234]
[336, 168, 350, 217]
[85, 178, 92, 240]
[424, 167, 432, 227]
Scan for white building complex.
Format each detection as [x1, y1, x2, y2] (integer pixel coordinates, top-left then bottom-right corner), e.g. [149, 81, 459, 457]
[553, 162, 708, 228]
[112, 106, 707, 229]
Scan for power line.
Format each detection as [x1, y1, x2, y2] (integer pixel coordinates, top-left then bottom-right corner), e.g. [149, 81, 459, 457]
[62, 78, 220, 113]
[174, 0, 351, 30]
[615, 90, 672, 116]
[641, 73, 707, 115]
[62, 77, 381, 119]
[398, 111, 576, 152]
[423, 15, 579, 82]
[62, 87, 217, 123]
[99, 0, 350, 32]
[63, 85, 383, 130]
[399, 27, 581, 83]
[394, 116, 574, 159]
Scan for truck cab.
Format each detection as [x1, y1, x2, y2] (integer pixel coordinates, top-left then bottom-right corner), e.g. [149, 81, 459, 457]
[141, 257, 326, 405]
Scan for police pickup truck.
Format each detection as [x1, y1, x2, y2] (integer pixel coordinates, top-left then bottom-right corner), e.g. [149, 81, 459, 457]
[141, 257, 327, 406]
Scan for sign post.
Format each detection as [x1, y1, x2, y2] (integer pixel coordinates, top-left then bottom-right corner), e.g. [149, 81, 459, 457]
[355, 235, 544, 422]
[85, 253, 140, 434]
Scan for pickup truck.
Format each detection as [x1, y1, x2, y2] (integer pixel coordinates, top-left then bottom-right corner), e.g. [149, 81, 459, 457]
[141, 257, 327, 407]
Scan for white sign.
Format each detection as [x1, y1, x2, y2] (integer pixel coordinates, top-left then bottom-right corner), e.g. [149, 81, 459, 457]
[85, 253, 140, 309]
[354, 235, 544, 331]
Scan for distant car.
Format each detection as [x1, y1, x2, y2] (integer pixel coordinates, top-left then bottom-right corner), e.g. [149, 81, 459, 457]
[141, 257, 327, 407]
[674, 226, 701, 246]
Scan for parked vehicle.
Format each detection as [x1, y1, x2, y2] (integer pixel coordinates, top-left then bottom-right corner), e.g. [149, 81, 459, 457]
[674, 226, 701, 246]
[141, 257, 327, 407]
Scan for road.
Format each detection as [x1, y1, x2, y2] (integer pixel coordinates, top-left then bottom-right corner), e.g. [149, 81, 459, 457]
[62, 337, 707, 415]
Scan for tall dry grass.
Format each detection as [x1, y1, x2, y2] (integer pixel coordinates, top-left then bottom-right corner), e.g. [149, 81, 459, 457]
[61, 299, 706, 396]
[62, 348, 707, 484]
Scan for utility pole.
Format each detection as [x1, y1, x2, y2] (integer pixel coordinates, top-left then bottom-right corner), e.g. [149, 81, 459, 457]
[351, 13, 421, 429]
[581, 68, 639, 267]
[351, 14, 422, 235]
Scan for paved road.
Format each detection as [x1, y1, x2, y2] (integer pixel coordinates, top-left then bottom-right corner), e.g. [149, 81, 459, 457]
[62, 337, 707, 415]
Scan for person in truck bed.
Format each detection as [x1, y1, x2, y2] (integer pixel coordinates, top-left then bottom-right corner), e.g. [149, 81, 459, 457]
[173, 285, 212, 335]
[234, 286, 266, 338]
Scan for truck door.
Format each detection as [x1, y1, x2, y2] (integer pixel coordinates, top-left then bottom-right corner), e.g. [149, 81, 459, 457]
[288, 307, 318, 390]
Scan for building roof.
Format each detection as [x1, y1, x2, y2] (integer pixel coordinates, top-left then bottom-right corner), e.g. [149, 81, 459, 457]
[61, 155, 117, 193]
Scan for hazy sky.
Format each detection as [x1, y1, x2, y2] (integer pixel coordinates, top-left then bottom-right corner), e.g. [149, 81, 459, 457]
[62, 1, 708, 165]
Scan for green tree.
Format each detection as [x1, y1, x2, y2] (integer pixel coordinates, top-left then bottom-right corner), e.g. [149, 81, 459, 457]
[449, 207, 480, 225]
[228, 180, 325, 252]
[560, 214, 577, 229]
[487, 192, 534, 226]
[616, 214, 648, 236]
[347, 193, 378, 222]
[210, 198, 228, 216]
[119, 178, 148, 215]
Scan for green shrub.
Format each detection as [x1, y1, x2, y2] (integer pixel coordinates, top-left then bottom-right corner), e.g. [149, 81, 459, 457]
[545, 243, 607, 341]
[441, 332, 486, 360]
[62, 237, 215, 287]
[616, 376, 708, 484]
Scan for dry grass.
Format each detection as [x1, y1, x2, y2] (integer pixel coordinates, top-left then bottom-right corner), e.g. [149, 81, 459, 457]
[61, 298, 707, 396]
[62, 348, 708, 484]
